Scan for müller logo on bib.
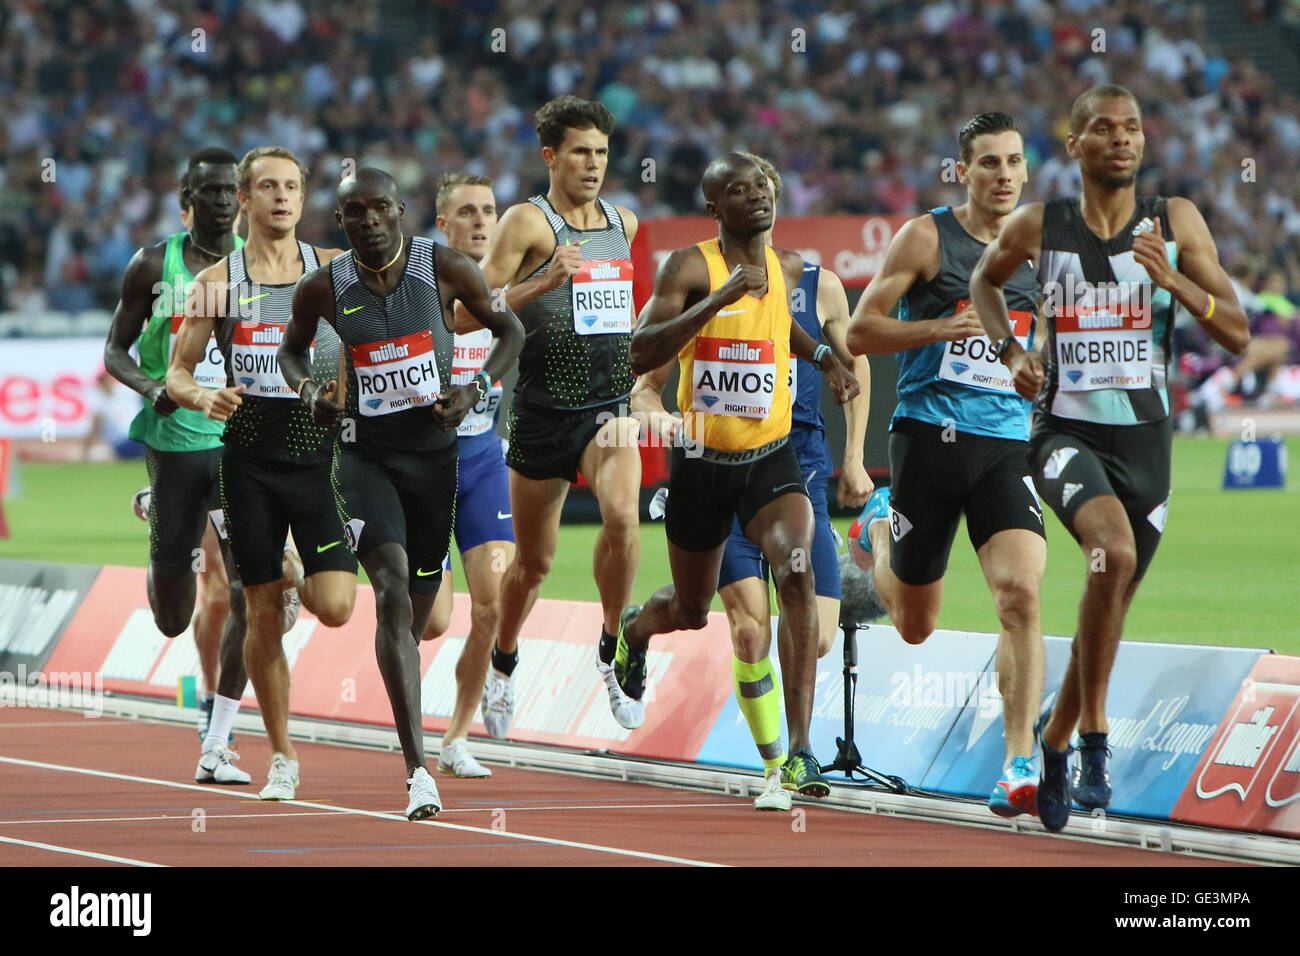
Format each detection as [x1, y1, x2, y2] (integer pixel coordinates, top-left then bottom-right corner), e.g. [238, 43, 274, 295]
[350, 330, 440, 416]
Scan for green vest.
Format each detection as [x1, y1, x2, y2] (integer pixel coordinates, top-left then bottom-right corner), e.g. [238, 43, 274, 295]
[128, 232, 244, 451]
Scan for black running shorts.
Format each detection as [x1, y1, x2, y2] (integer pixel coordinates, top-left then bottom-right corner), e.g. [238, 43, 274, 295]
[506, 399, 627, 483]
[1028, 413, 1172, 582]
[887, 417, 1045, 587]
[332, 445, 457, 594]
[665, 439, 809, 553]
[219, 448, 357, 588]
[145, 446, 222, 577]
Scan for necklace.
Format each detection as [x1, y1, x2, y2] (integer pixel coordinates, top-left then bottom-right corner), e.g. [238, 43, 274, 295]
[353, 235, 404, 273]
[187, 232, 229, 259]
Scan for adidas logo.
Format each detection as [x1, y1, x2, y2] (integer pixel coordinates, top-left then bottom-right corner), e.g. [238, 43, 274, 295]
[1062, 482, 1083, 506]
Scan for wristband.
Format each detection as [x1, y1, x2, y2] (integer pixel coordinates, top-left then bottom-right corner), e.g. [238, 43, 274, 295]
[472, 370, 492, 399]
[1200, 292, 1216, 321]
[298, 378, 318, 400]
[812, 344, 831, 366]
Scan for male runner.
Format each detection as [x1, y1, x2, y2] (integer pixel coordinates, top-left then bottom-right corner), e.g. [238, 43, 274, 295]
[478, 95, 644, 739]
[169, 146, 359, 799]
[630, 152, 872, 811]
[970, 86, 1248, 830]
[104, 148, 249, 776]
[419, 173, 515, 779]
[846, 112, 1048, 818]
[617, 152, 858, 798]
[279, 168, 524, 820]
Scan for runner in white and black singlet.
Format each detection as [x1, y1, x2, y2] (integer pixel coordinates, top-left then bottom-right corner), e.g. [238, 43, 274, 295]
[478, 96, 646, 740]
[170, 147, 359, 801]
[278, 167, 524, 821]
[971, 85, 1249, 832]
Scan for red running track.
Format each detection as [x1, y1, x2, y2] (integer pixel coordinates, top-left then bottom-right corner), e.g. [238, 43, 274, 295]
[0, 708, 1245, 867]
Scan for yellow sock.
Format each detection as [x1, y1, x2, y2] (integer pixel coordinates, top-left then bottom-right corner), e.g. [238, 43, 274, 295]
[733, 656, 785, 771]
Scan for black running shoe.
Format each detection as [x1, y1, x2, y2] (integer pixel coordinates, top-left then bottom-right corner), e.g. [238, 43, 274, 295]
[1072, 731, 1112, 810]
[1035, 711, 1074, 833]
[781, 748, 831, 798]
[613, 606, 646, 700]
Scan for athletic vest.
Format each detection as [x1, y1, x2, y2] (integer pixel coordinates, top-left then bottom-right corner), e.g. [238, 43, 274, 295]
[676, 240, 792, 453]
[216, 242, 342, 464]
[789, 262, 824, 432]
[128, 231, 244, 452]
[513, 196, 635, 411]
[451, 326, 504, 458]
[1037, 196, 1176, 425]
[330, 236, 455, 456]
[894, 207, 1040, 440]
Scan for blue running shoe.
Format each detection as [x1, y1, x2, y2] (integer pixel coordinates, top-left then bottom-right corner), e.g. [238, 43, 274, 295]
[989, 755, 1038, 817]
[1035, 711, 1074, 833]
[850, 487, 891, 554]
[1072, 732, 1112, 810]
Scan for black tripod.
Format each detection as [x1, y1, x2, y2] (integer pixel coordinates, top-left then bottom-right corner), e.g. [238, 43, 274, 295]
[818, 610, 909, 792]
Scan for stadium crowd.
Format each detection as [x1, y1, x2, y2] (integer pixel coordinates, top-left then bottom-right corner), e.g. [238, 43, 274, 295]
[1, 0, 1297, 401]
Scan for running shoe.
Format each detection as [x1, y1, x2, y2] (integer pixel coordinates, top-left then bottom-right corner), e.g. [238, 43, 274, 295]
[195, 743, 251, 785]
[613, 605, 646, 701]
[1072, 732, 1113, 810]
[989, 755, 1038, 817]
[131, 486, 151, 522]
[405, 767, 442, 821]
[851, 486, 891, 555]
[780, 748, 831, 798]
[597, 650, 645, 730]
[438, 739, 491, 778]
[259, 753, 299, 800]
[481, 668, 514, 740]
[754, 768, 793, 811]
[1035, 711, 1074, 832]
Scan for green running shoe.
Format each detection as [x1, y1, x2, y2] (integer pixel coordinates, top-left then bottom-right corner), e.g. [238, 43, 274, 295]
[781, 748, 830, 798]
[613, 605, 646, 700]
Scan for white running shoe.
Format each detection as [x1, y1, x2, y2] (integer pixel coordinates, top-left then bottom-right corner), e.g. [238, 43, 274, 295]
[131, 486, 151, 523]
[754, 768, 793, 811]
[260, 753, 299, 800]
[438, 739, 491, 778]
[596, 653, 645, 730]
[195, 744, 251, 785]
[405, 767, 442, 820]
[481, 668, 514, 740]
[281, 587, 301, 635]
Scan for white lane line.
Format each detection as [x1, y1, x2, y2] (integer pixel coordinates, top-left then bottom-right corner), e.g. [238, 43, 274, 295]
[0, 811, 343, 826]
[0, 756, 725, 867]
[0, 834, 164, 867]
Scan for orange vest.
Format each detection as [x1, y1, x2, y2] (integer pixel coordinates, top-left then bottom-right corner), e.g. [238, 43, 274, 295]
[676, 239, 792, 452]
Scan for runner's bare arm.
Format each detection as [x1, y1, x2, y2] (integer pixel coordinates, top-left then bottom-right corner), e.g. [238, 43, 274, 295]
[780, 249, 858, 405]
[970, 203, 1044, 358]
[1141, 198, 1248, 354]
[818, 269, 873, 507]
[279, 268, 344, 428]
[104, 245, 176, 412]
[616, 206, 640, 246]
[436, 245, 525, 387]
[629, 360, 680, 444]
[631, 247, 762, 374]
[166, 262, 229, 417]
[480, 203, 575, 313]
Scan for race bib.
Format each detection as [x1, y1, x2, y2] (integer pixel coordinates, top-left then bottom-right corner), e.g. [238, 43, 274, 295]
[692, 337, 777, 419]
[937, 300, 1034, 393]
[451, 329, 502, 437]
[230, 322, 301, 398]
[1055, 299, 1152, 391]
[571, 259, 633, 335]
[350, 330, 441, 416]
[169, 314, 226, 389]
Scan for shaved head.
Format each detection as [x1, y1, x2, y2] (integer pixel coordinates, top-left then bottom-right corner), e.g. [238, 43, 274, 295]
[701, 152, 762, 204]
[338, 167, 400, 207]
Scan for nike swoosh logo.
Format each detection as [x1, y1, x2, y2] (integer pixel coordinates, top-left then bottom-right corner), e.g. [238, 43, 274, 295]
[717, 309, 745, 316]
[415, 567, 438, 577]
[343, 305, 364, 314]
[497, 511, 512, 519]
[772, 482, 804, 496]
[316, 540, 343, 553]
[239, 293, 270, 304]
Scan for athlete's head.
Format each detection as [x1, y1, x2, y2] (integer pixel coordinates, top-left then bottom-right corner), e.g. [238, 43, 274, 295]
[435, 173, 496, 262]
[701, 152, 773, 239]
[336, 167, 405, 262]
[1067, 84, 1143, 190]
[182, 147, 238, 233]
[237, 146, 307, 237]
[535, 95, 614, 204]
[956, 112, 1027, 217]
[738, 152, 780, 242]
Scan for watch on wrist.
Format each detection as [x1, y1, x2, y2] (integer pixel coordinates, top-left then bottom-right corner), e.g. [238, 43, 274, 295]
[988, 335, 1016, 362]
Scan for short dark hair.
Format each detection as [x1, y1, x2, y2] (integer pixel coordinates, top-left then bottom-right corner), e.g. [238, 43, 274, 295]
[739, 152, 781, 202]
[1069, 84, 1140, 134]
[958, 113, 1020, 165]
[535, 96, 614, 150]
[436, 173, 494, 215]
[187, 147, 238, 174]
